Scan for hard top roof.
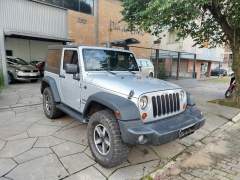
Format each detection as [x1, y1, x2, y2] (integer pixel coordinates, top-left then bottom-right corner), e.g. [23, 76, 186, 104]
[48, 44, 132, 53]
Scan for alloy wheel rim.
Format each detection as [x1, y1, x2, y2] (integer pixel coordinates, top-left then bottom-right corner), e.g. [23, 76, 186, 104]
[44, 93, 51, 114]
[93, 124, 111, 155]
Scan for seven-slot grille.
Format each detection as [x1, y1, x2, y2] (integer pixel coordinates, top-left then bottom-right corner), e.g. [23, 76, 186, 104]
[151, 92, 180, 118]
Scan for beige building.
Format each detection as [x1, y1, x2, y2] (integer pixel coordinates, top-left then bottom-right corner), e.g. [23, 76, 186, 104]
[156, 31, 225, 79]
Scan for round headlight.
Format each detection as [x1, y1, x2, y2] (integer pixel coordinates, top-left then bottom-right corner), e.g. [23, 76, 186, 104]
[139, 96, 148, 110]
[180, 90, 185, 100]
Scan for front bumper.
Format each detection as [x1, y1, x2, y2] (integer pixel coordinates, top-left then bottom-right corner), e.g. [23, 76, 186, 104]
[15, 72, 40, 81]
[119, 106, 205, 145]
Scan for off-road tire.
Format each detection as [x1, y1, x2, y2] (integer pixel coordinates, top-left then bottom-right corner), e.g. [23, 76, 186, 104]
[43, 87, 63, 119]
[87, 110, 128, 168]
[149, 72, 154, 77]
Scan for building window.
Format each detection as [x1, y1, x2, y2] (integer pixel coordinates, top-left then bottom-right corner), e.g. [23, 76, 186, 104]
[38, 0, 94, 15]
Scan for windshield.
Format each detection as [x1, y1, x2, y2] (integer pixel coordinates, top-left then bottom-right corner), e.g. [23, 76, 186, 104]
[83, 49, 139, 72]
[7, 58, 29, 65]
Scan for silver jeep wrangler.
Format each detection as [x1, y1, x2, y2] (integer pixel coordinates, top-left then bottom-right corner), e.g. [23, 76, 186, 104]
[41, 45, 205, 168]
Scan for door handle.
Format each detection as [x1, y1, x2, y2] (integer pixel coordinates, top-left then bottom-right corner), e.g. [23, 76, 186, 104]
[59, 74, 65, 78]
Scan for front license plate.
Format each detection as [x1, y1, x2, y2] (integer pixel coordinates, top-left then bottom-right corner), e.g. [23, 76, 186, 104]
[29, 73, 37, 77]
[179, 125, 195, 139]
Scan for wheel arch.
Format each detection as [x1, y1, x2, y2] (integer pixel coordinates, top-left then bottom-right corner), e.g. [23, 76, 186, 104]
[83, 92, 140, 121]
[41, 76, 61, 103]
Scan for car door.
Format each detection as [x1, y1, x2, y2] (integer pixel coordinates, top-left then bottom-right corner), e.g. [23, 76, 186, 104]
[59, 49, 81, 111]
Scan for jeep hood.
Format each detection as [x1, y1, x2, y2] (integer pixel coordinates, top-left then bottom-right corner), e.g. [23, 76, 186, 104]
[86, 73, 181, 97]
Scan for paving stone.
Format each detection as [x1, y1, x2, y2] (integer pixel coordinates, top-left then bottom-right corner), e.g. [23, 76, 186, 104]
[6, 154, 68, 180]
[54, 125, 88, 145]
[203, 114, 228, 132]
[109, 160, 160, 180]
[34, 136, 66, 148]
[128, 145, 158, 164]
[0, 159, 17, 177]
[6, 132, 28, 141]
[60, 153, 95, 174]
[0, 140, 5, 151]
[52, 142, 85, 157]
[84, 147, 94, 159]
[14, 148, 52, 163]
[180, 129, 210, 146]
[64, 166, 106, 180]
[94, 161, 130, 177]
[0, 138, 36, 158]
[37, 117, 74, 127]
[28, 124, 61, 137]
[0, 177, 11, 180]
[0, 120, 35, 139]
[0, 111, 15, 122]
[151, 141, 185, 160]
[60, 121, 83, 131]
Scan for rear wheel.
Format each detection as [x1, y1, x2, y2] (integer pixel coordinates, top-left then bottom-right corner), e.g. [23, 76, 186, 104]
[87, 110, 128, 168]
[43, 87, 63, 119]
[149, 72, 154, 77]
[8, 72, 15, 84]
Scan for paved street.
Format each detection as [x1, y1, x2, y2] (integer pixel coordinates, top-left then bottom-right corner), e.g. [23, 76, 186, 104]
[0, 79, 239, 180]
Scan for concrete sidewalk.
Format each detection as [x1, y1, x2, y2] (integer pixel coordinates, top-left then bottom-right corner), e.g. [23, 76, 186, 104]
[0, 79, 239, 180]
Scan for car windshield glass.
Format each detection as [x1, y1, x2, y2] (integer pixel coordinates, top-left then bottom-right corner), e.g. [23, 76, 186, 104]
[82, 49, 139, 72]
[8, 58, 29, 65]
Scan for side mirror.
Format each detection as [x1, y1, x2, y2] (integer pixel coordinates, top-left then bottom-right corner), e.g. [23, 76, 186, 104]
[65, 64, 79, 74]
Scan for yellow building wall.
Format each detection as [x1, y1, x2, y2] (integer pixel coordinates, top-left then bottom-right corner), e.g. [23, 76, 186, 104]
[67, 0, 154, 58]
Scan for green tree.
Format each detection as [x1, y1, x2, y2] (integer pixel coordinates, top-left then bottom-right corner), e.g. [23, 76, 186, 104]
[122, 0, 240, 99]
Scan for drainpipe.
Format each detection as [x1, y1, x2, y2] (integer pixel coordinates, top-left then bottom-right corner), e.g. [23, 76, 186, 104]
[176, 52, 180, 80]
[0, 28, 8, 85]
[193, 53, 196, 78]
[94, 0, 99, 45]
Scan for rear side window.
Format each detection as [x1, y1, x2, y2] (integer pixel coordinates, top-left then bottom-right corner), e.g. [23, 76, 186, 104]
[63, 50, 79, 70]
[46, 49, 62, 74]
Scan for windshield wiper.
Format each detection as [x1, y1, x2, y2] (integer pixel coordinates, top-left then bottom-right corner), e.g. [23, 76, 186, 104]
[106, 70, 116, 75]
[118, 66, 136, 74]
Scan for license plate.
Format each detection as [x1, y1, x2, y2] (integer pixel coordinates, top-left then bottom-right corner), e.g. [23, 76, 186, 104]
[179, 125, 195, 139]
[29, 73, 37, 76]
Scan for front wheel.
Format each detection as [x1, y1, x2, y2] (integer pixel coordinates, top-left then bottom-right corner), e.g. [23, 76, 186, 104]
[225, 89, 233, 98]
[43, 87, 63, 119]
[87, 110, 128, 168]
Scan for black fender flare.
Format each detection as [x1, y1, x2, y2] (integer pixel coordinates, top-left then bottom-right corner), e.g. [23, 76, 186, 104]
[83, 92, 140, 121]
[41, 76, 61, 103]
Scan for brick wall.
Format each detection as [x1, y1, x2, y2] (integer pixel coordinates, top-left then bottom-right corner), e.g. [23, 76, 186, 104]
[67, 0, 154, 58]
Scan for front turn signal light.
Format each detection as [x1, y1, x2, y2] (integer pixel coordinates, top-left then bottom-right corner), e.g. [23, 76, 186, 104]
[141, 112, 148, 120]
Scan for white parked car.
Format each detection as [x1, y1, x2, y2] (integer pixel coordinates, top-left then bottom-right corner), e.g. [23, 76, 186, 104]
[136, 59, 154, 77]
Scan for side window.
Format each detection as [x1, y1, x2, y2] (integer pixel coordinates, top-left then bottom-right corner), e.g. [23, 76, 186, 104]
[46, 49, 61, 74]
[63, 50, 79, 70]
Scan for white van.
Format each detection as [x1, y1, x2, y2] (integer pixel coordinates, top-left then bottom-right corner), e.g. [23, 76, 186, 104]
[136, 59, 155, 77]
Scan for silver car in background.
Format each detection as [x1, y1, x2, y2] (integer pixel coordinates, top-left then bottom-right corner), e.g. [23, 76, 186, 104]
[136, 59, 154, 77]
[7, 57, 40, 83]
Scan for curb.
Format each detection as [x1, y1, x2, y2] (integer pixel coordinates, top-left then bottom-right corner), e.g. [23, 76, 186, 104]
[148, 161, 176, 179]
[232, 112, 240, 123]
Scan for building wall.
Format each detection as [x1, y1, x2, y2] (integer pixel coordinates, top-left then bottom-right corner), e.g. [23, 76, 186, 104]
[158, 30, 224, 63]
[68, 10, 96, 45]
[0, 0, 68, 40]
[5, 38, 60, 62]
[67, 0, 154, 58]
